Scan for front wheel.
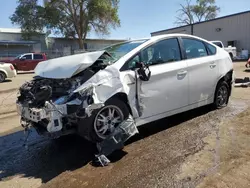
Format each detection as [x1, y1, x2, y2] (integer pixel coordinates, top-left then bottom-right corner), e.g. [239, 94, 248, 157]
[82, 98, 130, 143]
[213, 81, 230, 109]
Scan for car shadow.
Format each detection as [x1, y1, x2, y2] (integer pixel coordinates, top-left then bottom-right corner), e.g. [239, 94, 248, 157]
[0, 105, 214, 183]
[17, 71, 34, 75]
[2, 79, 12, 83]
[244, 69, 250, 73]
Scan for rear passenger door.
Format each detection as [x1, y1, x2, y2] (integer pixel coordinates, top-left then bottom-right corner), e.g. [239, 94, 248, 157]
[132, 38, 189, 119]
[181, 37, 219, 105]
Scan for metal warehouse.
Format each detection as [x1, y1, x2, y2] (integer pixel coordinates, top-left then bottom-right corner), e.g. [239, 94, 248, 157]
[151, 10, 250, 54]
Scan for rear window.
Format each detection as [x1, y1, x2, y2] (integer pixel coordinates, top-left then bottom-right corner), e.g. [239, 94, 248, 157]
[34, 54, 43, 59]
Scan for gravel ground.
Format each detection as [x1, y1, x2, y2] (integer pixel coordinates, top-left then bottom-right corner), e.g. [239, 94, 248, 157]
[1, 62, 250, 188]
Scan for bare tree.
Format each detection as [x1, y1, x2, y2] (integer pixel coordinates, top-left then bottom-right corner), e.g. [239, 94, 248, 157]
[175, 0, 220, 26]
[175, 0, 194, 25]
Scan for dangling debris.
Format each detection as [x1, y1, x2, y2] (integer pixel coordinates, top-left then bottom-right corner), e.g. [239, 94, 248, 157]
[234, 77, 250, 88]
[94, 115, 139, 166]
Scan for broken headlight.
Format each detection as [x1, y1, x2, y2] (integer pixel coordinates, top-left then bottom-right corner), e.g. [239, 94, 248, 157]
[77, 86, 94, 105]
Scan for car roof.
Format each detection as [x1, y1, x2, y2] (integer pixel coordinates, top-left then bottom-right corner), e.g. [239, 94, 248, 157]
[127, 33, 210, 43]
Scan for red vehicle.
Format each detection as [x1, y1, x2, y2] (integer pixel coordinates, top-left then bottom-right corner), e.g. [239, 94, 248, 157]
[3, 53, 47, 71]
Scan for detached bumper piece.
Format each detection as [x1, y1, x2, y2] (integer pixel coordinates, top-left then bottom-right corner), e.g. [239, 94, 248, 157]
[234, 77, 250, 88]
[94, 115, 139, 166]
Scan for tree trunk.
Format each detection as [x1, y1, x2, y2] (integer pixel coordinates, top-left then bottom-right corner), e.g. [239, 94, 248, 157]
[78, 38, 84, 49]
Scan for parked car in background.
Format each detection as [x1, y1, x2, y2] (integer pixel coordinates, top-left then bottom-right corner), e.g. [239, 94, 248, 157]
[17, 34, 233, 143]
[0, 62, 17, 83]
[2, 53, 47, 71]
[210, 41, 237, 60]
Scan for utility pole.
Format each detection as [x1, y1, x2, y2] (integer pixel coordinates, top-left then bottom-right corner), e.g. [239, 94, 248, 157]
[191, 24, 194, 35]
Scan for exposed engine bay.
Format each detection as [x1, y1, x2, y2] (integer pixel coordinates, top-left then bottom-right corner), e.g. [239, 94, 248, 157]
[16, 51, 113, 138]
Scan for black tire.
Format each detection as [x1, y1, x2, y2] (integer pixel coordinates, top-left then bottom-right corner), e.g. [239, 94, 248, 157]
[213, 81, 230, 109]
[79, 98, 130, 143]
[0, 72, 6, 83]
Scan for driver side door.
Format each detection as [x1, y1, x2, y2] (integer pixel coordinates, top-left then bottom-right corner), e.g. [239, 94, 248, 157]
[128, 38, 189, 119]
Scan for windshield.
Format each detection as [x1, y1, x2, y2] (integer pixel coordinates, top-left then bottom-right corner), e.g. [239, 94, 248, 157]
[103, 40, 148, 61]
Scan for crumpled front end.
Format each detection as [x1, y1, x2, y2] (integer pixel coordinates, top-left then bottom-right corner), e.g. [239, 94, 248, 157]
[16, 50, 141, 143]
[16, 72, 102, 137]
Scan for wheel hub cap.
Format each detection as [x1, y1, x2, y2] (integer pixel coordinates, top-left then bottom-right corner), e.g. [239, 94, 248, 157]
[94, 105, 124, 139]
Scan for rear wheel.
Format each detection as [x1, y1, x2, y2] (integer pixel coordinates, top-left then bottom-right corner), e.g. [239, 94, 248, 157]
[81, 98, 130, 143]
[213, 81, 230, 109]
[0, 72, 6, 83]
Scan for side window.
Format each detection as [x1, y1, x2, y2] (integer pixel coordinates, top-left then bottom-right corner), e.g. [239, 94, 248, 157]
[34, 54, 43, 59]
[182, 38, 208, 59]
[23, 54, 32, 60]
[206, 43, 217, 55]
[142, 38, 181, 66]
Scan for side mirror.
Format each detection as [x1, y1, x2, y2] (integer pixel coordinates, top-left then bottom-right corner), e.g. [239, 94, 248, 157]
[135, 62, 151, 81]
[20, 56, 26, 61]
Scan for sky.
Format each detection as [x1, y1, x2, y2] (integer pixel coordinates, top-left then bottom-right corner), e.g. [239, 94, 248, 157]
[1, 0, 250, 39]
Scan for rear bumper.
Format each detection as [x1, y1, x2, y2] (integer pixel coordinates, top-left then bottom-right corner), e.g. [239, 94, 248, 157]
[7, 70, 17, 78]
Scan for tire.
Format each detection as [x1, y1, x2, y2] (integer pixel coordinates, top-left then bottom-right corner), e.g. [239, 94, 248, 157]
[213, 81, 230, 109]
[80, 98, 130, 143]
[0, 72, 6, 83]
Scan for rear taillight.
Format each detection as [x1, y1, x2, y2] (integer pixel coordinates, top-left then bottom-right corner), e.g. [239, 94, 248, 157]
[10, 65, 14, 70]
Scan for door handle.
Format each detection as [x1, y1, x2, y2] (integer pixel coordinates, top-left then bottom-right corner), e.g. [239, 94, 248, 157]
[209, 62, 216, 68]
[177, 70, 187, 76]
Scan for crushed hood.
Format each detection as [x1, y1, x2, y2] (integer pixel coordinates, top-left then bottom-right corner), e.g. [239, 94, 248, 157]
[35, 50, 106, 79]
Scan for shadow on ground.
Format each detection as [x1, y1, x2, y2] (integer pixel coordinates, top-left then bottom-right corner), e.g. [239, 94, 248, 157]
[244, 69, 250, 73]
[17, 71, 34, 75]
[0, 105, 214, 183]
[2, 79, 12, 83]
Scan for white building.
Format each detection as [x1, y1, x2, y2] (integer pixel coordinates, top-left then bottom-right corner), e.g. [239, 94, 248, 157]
[151, 10, 250, 53]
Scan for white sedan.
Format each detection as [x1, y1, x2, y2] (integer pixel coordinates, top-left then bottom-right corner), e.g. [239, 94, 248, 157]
[17, 34, 233, 143]
[0, 62, 17, 83]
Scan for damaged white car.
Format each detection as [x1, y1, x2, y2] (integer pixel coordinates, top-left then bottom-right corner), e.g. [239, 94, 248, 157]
[16, 34, 234, 143]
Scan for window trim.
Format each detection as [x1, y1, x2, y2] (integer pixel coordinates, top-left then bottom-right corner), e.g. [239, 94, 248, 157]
[120, 37, 184, 71]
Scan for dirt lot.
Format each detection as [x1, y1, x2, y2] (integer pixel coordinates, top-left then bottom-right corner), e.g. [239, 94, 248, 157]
[1, 62, 250, 188]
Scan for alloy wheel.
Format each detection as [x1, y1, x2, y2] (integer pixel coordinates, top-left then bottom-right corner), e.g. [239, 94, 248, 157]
[93, 105, 124, 139]
[216, 85, 228, 107]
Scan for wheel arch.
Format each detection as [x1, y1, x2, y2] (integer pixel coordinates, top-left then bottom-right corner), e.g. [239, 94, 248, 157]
[109, 92, 133, 116]
[0, 69, 8, 78]
[215, 69, 233, 98]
